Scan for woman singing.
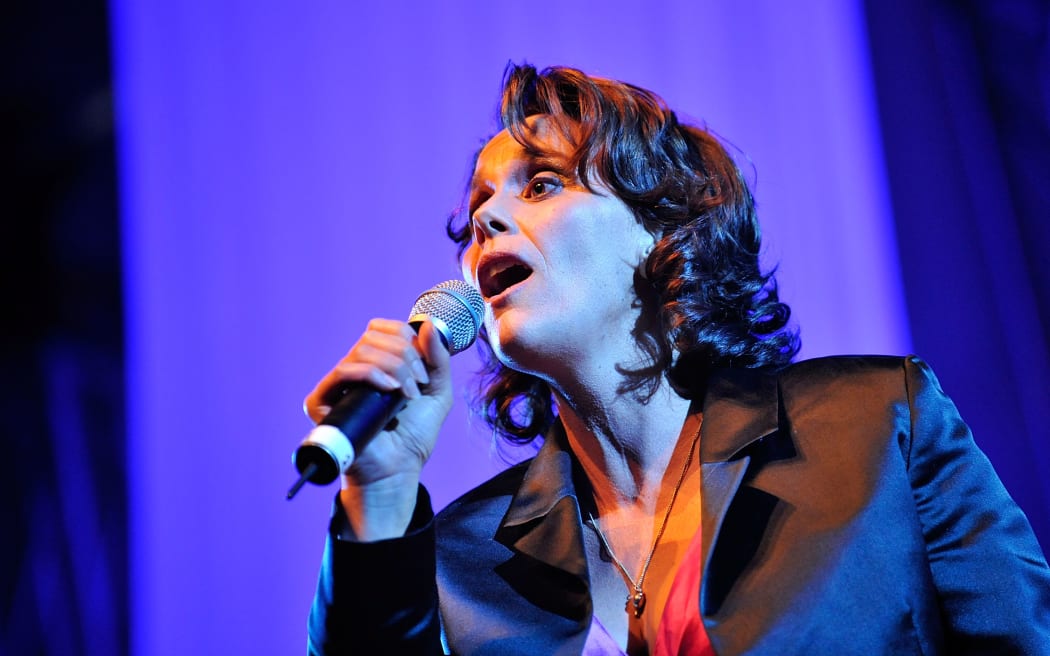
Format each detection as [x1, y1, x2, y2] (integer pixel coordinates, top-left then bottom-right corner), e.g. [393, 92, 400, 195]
[305, 64, 1050, 655]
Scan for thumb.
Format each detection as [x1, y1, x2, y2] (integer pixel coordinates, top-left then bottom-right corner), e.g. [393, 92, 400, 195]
[417, 319, 453, 387]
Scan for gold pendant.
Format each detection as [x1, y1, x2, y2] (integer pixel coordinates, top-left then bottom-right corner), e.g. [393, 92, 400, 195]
[626, 590, 646, 617]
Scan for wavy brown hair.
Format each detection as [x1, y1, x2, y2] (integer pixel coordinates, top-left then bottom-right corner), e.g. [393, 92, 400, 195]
[447, 64, 800, 445]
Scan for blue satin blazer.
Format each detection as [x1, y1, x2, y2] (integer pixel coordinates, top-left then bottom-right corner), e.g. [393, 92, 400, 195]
[309, 356, 1050, 655]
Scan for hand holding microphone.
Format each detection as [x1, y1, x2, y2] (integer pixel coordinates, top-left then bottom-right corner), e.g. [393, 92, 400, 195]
[289, 281, 484, 501]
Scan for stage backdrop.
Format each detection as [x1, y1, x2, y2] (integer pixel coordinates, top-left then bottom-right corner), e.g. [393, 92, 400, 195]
[112, 2, 910, 654]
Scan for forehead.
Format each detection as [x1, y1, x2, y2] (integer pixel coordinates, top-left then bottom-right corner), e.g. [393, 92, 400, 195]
[472, 116, 572, 186]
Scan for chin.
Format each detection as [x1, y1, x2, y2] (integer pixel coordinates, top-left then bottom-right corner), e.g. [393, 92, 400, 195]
[486, 319, 525, 369]
[486, 317, 573, 384]
[486, 315, 538, 372]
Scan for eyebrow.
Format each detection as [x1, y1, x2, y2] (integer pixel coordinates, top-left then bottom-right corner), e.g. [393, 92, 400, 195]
[469, 151, 571, 193]
[467, 149, 575, 218]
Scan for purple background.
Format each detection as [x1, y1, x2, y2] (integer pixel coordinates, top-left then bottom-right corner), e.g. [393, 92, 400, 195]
[103, 2, 1046, 654]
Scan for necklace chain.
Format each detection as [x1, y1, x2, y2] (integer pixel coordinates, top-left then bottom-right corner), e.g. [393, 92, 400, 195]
[586, 419, 701, 618]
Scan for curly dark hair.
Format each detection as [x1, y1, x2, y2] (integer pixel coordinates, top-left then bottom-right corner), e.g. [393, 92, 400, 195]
[447, 63, 800, 445]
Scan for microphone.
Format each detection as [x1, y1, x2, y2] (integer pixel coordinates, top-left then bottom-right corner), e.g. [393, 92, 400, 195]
[286, 280, 484, 499]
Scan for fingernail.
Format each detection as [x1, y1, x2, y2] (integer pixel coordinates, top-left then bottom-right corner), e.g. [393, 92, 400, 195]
[403, 380, 421, 399]
[411, 359, 430, 384]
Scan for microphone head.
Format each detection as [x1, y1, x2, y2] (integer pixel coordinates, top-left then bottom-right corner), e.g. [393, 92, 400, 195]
[408, 280, 484, 355]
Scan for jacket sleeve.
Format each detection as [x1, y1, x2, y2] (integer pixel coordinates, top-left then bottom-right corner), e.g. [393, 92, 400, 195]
[904, 356, 1050, 654]
[307, 485, 445, 656]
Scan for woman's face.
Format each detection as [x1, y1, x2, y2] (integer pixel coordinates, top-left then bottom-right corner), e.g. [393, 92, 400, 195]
[461, 116, 655, 378]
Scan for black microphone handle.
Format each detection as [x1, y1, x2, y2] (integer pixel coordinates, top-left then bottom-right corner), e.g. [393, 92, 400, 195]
[292, 385, 407, 487]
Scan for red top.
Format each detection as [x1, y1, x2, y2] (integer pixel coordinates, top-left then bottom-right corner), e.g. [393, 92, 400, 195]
[584, 523, 715, 655]
[652, 521, 714, 655]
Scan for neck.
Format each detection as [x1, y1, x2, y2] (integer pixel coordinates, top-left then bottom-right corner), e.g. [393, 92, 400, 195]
[520, 302, 696, 512]
[554, 376, 698, 514]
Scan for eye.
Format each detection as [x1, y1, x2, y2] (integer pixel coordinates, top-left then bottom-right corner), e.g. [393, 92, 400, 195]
[522, 174, 562, 200]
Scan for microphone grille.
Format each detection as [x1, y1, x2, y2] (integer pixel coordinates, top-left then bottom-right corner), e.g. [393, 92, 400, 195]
[408, 280, 484, 355]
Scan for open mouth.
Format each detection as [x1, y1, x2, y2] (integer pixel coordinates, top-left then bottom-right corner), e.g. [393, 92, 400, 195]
[478, 255, 533, 299]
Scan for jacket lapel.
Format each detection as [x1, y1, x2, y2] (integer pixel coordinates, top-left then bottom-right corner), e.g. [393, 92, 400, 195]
[699, 458, 751, 611]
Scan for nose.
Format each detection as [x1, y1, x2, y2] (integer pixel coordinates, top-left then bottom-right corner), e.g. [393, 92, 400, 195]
[472, 197, 514, 245]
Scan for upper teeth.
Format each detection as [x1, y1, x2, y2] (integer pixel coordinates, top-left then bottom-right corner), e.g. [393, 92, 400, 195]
[490, 260, 516, 276]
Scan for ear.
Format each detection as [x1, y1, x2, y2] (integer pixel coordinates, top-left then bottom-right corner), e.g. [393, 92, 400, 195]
[637, 227, 657, 274]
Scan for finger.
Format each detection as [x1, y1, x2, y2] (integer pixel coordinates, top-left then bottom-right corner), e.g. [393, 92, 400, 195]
[333, 352, 425, 403]
[347, 342, 426, 396]
[304, 363, 403, 423]
[363, 318, 418, 339]
[357, 330, 429, 386]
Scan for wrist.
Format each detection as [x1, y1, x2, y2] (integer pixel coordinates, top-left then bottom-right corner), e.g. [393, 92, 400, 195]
[338, 472, 422, 541]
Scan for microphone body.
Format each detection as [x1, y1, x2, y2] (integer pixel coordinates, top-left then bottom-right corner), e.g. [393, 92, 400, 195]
[293, 386, 407, 486]
[288, 280, 484, 495]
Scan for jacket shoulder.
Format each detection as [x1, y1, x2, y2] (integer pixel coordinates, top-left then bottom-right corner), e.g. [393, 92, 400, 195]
[776, 354, 932, 396]
[780, 354, 910, 377]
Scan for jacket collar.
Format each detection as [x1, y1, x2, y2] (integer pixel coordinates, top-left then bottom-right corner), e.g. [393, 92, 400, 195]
[494, 422, 589, 581]
[698, 366, 784, 621]
[700, 366, 781, 462]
